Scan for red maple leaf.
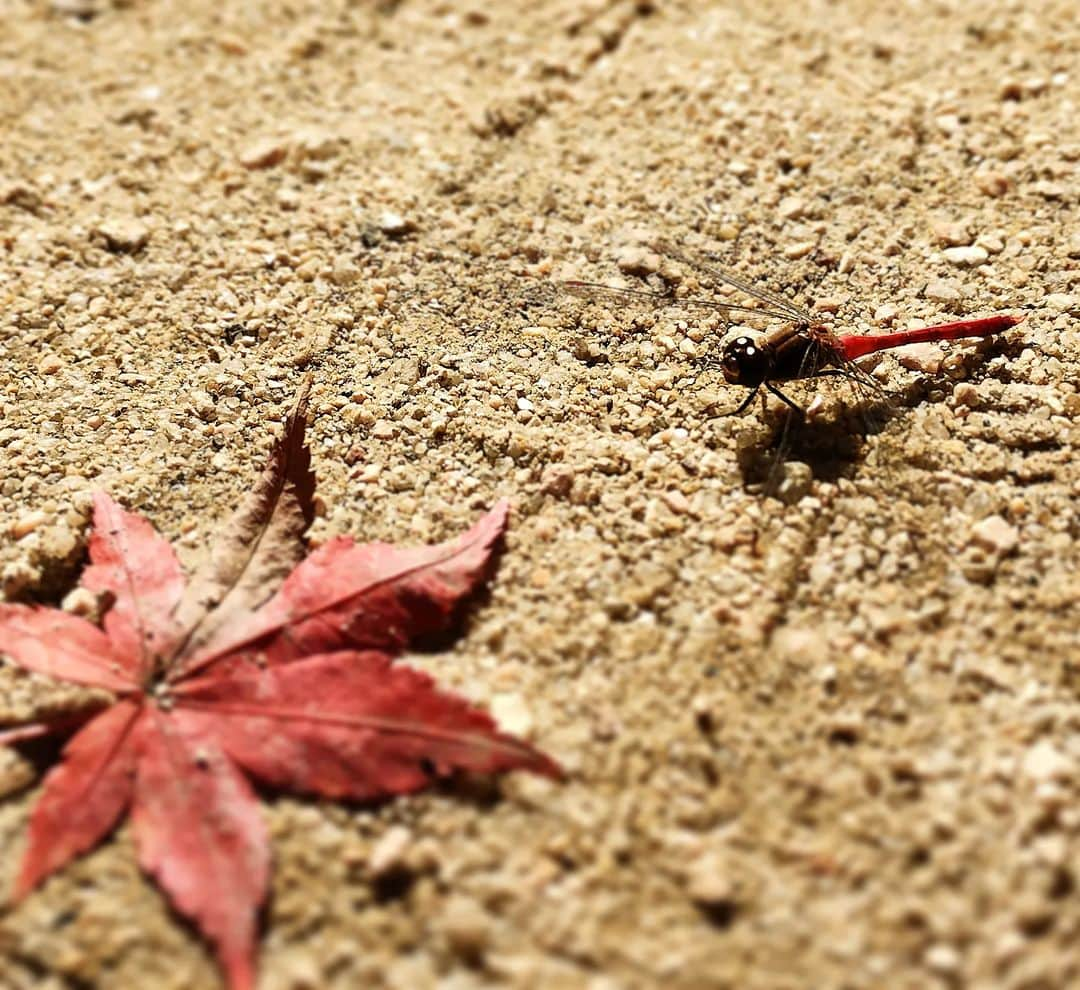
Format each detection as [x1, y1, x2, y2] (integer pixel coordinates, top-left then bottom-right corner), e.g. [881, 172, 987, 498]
[0, 385, 559, 989]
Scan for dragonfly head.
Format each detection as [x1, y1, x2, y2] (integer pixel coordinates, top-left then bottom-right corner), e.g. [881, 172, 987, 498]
[720, 333, 771, 387]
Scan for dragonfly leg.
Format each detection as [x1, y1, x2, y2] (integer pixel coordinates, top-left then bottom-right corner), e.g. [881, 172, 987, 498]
[765, 382, 805, 418]
[704, 385, 761, 417]
[727, 386, 762, 417]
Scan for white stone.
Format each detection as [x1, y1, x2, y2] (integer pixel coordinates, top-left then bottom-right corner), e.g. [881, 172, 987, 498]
[368, 826, 413, 876]
[239, 138, 288, 169]
[1022, 740, 1071, 782]
[378, 211, 413, 235]
[490, 692, 534, 737]
[943, 245, 989, 266]
[924, 943, 961, 974]
[896, 343, 944, 374]
[970, 515, 1018, 555]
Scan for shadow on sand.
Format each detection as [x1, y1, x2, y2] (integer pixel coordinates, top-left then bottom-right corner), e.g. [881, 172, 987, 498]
[733, 392, 899, 499]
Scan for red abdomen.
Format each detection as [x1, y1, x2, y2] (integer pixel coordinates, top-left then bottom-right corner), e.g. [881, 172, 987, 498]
[837, 315, 1022, 361]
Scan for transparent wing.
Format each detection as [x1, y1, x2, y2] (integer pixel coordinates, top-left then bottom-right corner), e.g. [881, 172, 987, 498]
[798, 335, 896, 439]
[652, 239, 815, 325]
[561, 280, 797, 323]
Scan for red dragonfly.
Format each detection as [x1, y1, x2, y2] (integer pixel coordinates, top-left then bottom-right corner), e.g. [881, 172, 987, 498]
[565, 240, 1023, 418]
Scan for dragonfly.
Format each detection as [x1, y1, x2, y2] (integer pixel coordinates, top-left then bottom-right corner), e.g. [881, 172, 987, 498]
[563, 240, 1023, 418]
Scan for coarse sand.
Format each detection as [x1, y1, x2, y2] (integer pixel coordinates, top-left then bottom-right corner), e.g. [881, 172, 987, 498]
[1, 1, 1078, 987]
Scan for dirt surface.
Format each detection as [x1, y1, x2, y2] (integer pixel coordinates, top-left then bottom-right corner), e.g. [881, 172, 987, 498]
[1, 1, 1079, 987]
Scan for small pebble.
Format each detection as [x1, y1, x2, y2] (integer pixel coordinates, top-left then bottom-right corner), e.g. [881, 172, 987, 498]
[61, 586, 102, 619]
[994, 931, 1026, 967]
[661, 490, 693, 516]
[826, 711, 864, 742]
[38, 353, 63, 375]
[970, 515, 1018, 555]
[378, 211, 414, 236]
[239, 138, 288, 170]
[953, 382, 979, 407]
[686, 853, 737, 908]
[330, 263, 361, 286]
[540, 466, 574, 498]
[943, 246, 988, 267]
[217, 35, 248, 57]
[11, 510, 47, 539]
[976, 172, 1010, 197]
[774, 626, 830, 664]
[1, 182, 43, 212]
[2, 560, 41, 597]
[616, 245, 661, 276]
[368, 826, 413, 876]
[930, 220, 971, 247]
[1042, 293, 1076, 314]
[895, 343, 944, 374]
[277, 188, 300, 210]
[292, 128, 339, 161]
[935, 113, 961, 134]
[777, 195, 806, 219]
[294, 259, 319, 281]
[95, 217, 149, 254]
[873, 304, 899, 325]
[783, 240, 815, 260]
[442, 896, 492, 958]
[924, 943, 961, 975]
[1032, 181, 1065, 200]
[925, 281, 963, 303]
[975, 234, 1004, 255]
[1022, 740, 1070, 782]
[776, 461, 813, 503]
[489, 693, 534, 737]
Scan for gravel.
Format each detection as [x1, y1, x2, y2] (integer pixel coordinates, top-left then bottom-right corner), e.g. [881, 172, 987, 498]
[1, 2, 1077, 989]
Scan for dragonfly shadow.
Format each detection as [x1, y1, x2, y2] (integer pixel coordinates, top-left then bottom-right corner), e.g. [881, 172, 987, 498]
[734, 392, 899, 493]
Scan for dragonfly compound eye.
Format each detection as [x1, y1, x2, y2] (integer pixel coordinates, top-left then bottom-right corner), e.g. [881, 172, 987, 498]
[721, 336, 769, 386]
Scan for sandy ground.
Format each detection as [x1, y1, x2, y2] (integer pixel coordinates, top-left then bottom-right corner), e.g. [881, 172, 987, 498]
[1, 0, 1079, 987]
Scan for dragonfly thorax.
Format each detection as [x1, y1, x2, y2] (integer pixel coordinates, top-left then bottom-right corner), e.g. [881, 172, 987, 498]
[720, 333, 773, 387]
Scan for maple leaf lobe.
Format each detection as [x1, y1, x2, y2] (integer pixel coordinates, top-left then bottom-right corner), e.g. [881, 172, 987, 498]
[170, 377, 316, 663]
[14, 701, 141, 899]
[81, 491, 186, 677]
